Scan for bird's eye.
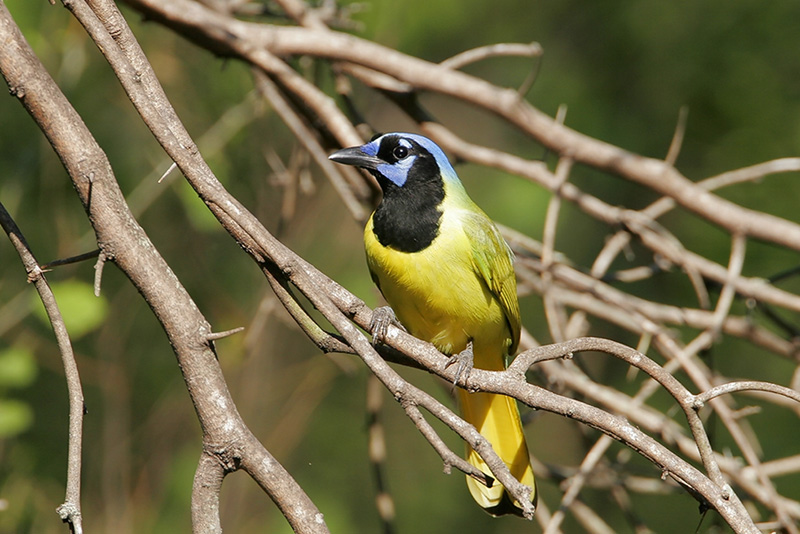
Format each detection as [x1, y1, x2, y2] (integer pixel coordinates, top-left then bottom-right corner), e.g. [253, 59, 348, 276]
[393, 145, 408, 160]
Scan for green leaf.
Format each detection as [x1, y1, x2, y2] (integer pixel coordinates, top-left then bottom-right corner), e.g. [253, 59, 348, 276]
[30, 280, 109, 339]
[0, 346, 37, 388]
[0, 399, 34, 437]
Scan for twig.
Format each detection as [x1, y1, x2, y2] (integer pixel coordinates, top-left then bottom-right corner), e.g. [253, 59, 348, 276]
[694, 381, 800, 407]
[514, 339, 726, 486]
[543, 434, 614, 534]
[251, 69, 369, 221]
[0, 201, 85, 534]
[541, 154, 573, 342]
[205, 327, 245, 341]
[262, 263, 354, 354]
[41, 249, 101, 270]
[654, 333, 800, 534]
[665, 105, 688, 166]
[439, 42, 543, 70]
[366, 375, 396, 534]
[708, 233, 747, 336]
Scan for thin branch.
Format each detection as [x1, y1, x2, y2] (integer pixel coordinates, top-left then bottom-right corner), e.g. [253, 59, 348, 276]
[654, 333, 800, 534]
[543, 434, 614, 534]
[262, 263, 354, 354]
[664, 105, 688, 166]
[541, 155, 573, 342]
[694, 381, 800, 407]
[511, 338, 733, 490]
[709, 233, 747, 336]
[439, 42, 543, 70]
[205, 327, 245, 341]
[41, 249, 101, 270]
[251, 68, 369, 221]
[0, 200, 85, 534]
[366, 375, 396, 534]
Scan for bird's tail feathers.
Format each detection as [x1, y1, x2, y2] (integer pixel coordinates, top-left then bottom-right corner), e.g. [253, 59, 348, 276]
[458, 388, 536, 516]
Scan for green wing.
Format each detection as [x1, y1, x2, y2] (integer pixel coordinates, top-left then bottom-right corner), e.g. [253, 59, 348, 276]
[463, 211, 521, 355]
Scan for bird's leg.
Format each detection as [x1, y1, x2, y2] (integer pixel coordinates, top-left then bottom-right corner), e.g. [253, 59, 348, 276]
[445, 340, 475, 388]
[369, 306, 405, 345]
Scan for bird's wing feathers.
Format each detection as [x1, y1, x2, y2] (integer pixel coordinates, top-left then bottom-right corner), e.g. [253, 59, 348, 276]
[463, 211, 521, 355]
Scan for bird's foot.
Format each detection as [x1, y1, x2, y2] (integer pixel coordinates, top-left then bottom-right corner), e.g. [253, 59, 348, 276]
[369, 306, 404, 345]
[445, 341, 475, 388]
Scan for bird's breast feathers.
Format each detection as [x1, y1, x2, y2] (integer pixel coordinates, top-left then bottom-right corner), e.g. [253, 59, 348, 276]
[365, 206, 511, 360]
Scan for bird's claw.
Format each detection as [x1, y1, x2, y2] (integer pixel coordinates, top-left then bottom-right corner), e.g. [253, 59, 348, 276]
[369, 306, 403, 345]
[445, 341, 475, 387]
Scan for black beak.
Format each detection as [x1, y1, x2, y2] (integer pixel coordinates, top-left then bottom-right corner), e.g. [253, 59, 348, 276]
[328, 146, 381, 170]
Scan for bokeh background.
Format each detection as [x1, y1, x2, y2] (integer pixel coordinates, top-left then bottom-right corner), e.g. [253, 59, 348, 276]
[1, 0, 799, 532]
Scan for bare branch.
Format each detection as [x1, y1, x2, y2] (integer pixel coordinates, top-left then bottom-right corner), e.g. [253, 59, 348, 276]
[1, 2, 328, 532]
[6, 0, 798, 531]
[0, 199, 85, 534]
[664, 105, 689, 166]
[251, 69, 369, 221]
[439, 42, 543, 70]
[191, 452, 225, 534]
[121, 0, 800, 249]
[41, 249, 101, 270]
[694, 381, 800, 407]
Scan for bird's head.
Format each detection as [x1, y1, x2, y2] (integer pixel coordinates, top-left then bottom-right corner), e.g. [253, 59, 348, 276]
[328, 133, 459, 190]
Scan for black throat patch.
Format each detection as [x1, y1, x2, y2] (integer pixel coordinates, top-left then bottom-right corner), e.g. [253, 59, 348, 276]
[370, 153, 445, 253]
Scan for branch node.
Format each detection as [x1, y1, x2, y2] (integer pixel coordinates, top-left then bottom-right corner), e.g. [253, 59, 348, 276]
[26, 263, 45, 283]
[55, 502, 82, 532]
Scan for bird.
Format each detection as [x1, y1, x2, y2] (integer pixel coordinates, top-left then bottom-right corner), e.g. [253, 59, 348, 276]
[329, 132, 535, 516]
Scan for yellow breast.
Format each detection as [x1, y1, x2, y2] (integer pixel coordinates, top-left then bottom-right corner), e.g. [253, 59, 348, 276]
[364, 208, 510, 366]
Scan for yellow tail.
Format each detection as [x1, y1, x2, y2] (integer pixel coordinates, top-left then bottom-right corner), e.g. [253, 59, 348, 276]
[458, 387, 536, 516]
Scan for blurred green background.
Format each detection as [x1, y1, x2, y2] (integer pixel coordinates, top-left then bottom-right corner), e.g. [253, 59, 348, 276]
[1, 0, 799, 532]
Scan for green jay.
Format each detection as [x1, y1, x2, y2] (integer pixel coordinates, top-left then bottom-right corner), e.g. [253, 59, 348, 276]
[330, 133, 535, 516]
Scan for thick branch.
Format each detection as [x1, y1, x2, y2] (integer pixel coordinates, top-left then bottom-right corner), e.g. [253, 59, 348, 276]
[0, 3, 327, 533]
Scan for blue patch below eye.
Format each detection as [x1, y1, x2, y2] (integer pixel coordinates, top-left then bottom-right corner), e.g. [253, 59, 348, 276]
[377, 155, 417, 187]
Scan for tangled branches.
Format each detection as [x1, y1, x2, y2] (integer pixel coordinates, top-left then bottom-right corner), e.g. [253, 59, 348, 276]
[1, 0, 798, 533]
